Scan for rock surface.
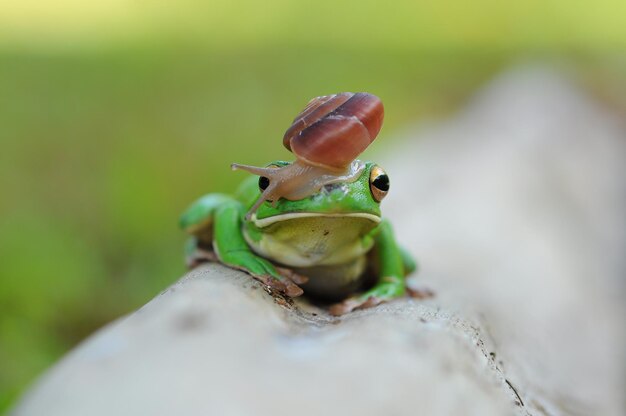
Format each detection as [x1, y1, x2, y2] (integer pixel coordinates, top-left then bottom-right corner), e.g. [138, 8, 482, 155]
[12, 67, 626, 416]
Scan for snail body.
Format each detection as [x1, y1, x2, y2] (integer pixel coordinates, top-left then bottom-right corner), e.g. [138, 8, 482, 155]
[232, 92, 384, 218]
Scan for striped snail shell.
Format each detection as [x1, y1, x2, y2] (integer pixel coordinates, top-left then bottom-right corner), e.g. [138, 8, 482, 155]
[282, 92, 384, 171]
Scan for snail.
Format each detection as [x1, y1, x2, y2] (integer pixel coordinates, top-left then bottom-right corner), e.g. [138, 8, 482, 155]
[232, 92, 384, 218]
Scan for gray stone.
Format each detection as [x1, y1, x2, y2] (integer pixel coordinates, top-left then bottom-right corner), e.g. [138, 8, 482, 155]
[12, 67, 626, 416]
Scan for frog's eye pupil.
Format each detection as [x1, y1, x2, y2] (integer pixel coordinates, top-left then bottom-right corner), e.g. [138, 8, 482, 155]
[372, 174, 389, 192]
[369, 166, 389, 202]
[259, 176, 270, 191]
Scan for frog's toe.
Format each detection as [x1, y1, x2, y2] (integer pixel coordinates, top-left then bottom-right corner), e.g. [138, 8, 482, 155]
[274, 266, 309, 285]
[281, 280, 304, 297]
[328, 298, 361, 316]
[265, 265, 307, 296]
[358, 295, 384, 310]
[406, 285, 435, 299]
[247, 267, 304, 297]
[328, 295, 384, 316]
[262, 269, 304, 297]
[249, 272, 289, 295]
[264, 276, 303, 297]
[275, 273, 306, 296]
[328, 281, 407, 315]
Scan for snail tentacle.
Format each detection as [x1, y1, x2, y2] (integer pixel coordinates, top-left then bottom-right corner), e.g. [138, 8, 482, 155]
[230, 163, 278, 177]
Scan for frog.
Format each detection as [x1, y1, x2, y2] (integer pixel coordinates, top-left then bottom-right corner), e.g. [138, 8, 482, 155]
[179, 160, 419, 315]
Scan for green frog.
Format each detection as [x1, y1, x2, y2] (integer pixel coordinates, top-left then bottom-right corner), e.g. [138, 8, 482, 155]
[180, 92, 424, 314]
[180, 160, 418, 315]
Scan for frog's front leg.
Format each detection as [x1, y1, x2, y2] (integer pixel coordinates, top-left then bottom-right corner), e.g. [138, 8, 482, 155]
[213, 201, 306, 297]
[329, 220, 412, 316]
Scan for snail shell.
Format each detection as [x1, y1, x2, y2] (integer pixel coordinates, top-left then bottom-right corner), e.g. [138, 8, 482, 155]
[282, 92, 384, 171]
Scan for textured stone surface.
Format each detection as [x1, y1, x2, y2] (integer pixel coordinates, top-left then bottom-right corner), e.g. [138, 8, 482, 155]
[382, 67, 626, 416]
[13, 266, 517, 416]
[12, 67, 626, 416]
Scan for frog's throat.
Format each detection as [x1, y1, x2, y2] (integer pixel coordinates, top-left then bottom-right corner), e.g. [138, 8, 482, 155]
[250, 212, 381, 228]
[232, 159, 365, 220]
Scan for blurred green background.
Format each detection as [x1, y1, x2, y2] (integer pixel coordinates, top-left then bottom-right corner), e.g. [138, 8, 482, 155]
[1, 0, 625, 410]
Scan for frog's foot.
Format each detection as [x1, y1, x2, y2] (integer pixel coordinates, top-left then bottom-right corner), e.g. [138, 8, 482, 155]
[221, 251, 305, 297]
[328, 297, 380, 316]
[249, 271, 304, 297]
[328, 279, 405, 316]
[406, 286, 435, 299]
[274, 266, 309, 285]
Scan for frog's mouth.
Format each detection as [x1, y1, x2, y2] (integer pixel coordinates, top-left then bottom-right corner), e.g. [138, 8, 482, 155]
[251, 212, 381, 229]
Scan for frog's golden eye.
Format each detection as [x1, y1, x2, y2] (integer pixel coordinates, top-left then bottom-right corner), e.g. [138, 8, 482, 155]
[369, 166, 389, 202]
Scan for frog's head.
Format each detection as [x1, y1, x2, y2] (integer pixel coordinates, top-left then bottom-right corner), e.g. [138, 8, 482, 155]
[238, 161, 389, 228]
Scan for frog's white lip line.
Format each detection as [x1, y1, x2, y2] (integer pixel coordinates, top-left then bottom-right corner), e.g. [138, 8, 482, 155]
[252, 212, 381, 228]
